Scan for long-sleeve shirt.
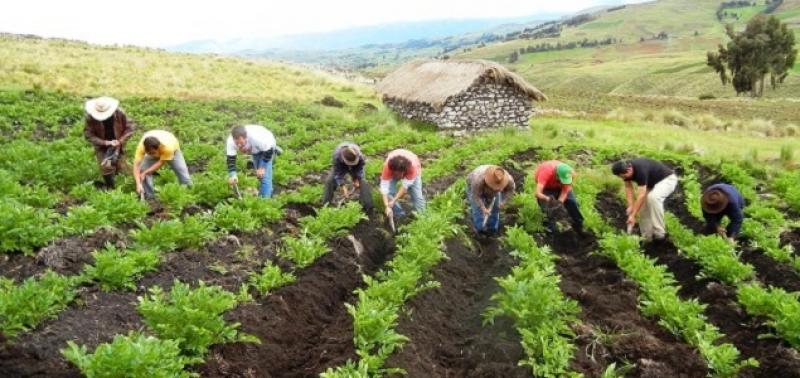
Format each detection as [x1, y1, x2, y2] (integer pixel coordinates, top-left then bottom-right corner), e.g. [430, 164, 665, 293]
[226, 125, 277, 176]
[703, 183, 745, 237]
[332, 142, 365, 185]
[467, 165, 515, 205]
[84, 109, 135, 151]
[379, 149, 421, 194]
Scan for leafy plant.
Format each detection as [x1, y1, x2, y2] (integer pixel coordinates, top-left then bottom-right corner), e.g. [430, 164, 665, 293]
[0, 271, 79, 338]
[738, 283, 800, 348]
[248, 262, 296, 294]
[0, 199, 61, 254]
[232, 196, 283, 225]
[62, 332, 202, 378]
[131, 216, 215, 251]
[279, 232, 329, 269]
[82, 245, 161, 291]
[62, 205, 111, 235]
[157, 182, 198, 217]
[300, 201, 366, 239]
[137, 280, 259, 357]
[87, 189, 148, 225]
[485, 226, 581, 377]
[211, 203, 259, 233]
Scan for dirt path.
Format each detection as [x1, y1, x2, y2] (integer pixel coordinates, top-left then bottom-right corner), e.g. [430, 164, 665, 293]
[598, 190, 800, 377]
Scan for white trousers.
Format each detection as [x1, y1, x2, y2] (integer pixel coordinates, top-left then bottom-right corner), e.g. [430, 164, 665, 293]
[639, 174, 678, 240]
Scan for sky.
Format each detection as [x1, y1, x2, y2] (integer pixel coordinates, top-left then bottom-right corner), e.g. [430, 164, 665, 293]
[1, 0, 647, 47]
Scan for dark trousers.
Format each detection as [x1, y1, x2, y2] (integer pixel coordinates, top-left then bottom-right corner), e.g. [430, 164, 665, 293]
[537, 188, 584, 232]
[322, 172, 374, 211]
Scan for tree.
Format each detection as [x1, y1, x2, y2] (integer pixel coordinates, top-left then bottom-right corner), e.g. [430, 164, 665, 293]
[707, 15, 797, 97]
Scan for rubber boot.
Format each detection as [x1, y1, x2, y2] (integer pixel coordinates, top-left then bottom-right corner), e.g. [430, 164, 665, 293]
[102, 174, 115, 189]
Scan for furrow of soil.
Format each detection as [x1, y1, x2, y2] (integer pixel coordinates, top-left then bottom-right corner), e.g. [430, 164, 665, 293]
[597, 190, 800, 377]
[542, 222, 707, 377]
[197, 218, 395, 377]
[385, 237, 529, 378]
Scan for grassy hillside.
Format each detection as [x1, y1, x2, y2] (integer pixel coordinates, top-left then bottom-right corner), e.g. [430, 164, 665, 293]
[458, 0, 800, 102]
[0, 35, 376, 104]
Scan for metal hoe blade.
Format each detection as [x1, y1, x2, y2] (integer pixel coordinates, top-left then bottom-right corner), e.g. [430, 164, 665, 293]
[233, 183, 242, 199]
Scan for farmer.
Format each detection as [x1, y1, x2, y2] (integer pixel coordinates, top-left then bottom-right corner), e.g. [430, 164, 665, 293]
[83, 96, 135, 188]
[701, 183, 745, 242]
[380, 148, 425, 219]
[466, 165, 515, 235]
[226, 125, 278, 198]
[534, 160, 584, 234]
[322, 142, 374, 211]
[133, 130, 192, 199]
[611, 158, 678, 242]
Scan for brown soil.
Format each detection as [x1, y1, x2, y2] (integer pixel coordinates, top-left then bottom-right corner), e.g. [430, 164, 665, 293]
[0, 228, 126, 282]
[597, 190, 800, 377]
[0, 288, 141, 378]
[543, 228, 708, 377]
[196, 219, 395, 378]
[782, 229, 800, 257]
[385, 237, 528, 377]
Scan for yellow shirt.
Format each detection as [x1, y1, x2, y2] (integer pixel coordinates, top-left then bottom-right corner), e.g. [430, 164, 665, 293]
[134, 130, 180, 161]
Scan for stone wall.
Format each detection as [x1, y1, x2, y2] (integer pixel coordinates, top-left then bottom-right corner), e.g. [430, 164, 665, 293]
[382, 77, 534, 131]
[438, 80, 533, 130]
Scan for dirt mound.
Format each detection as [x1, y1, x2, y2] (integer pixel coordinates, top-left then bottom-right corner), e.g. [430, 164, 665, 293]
[197, 219, 395, 377]
[385, 237, 529, 378]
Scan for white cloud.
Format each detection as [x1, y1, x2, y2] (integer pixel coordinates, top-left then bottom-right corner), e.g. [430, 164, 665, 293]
[1, 0, 646, 47]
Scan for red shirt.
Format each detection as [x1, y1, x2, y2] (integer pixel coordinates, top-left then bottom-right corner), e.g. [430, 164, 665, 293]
[381, 149, 421, 181]
[535, 160, 564, 190]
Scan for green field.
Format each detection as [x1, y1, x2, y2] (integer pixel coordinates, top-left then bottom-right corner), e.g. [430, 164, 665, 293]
[2, 22, 800, 378]
[458, 0, 800, 122]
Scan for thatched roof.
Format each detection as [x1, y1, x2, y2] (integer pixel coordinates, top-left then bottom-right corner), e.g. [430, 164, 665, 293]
[377, 59, 546, 110]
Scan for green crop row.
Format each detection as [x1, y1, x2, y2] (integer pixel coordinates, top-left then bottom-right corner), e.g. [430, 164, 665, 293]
[486, 226, 583, 377]
[578, 175, 757, 377]
[321, 185, 464, 377]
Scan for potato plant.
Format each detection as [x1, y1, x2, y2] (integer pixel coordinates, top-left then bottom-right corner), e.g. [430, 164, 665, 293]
[82, 245, 161, 291]
[248, 262, 296, 295]
[62, 332, 202, 378]
[137, 280, 258, 357]
[0, 271, 80, 338]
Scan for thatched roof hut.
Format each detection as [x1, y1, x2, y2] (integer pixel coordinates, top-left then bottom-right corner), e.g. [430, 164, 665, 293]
[377, 59, 546, 131]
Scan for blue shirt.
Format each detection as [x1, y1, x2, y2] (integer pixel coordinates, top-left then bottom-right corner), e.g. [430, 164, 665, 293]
[703, 183, 745, 236]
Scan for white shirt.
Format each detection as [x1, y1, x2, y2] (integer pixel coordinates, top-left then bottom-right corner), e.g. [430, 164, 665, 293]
[225, 125, 276, 156]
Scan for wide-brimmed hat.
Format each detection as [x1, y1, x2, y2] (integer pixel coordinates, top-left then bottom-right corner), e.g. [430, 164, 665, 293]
[484, 165, 509, 192]
[701, 189, 729, 214]
[342, 146, 360, 166]
[556, 163, 573, 185]
[85, 96, 119, 121]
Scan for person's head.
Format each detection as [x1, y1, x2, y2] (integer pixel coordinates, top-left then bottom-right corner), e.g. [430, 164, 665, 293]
[231, 126, 248, 149]
[388, 155, 411, 179]
[701, 189, 729, 214]
[484, 165, 509, 192]
[143, 136, 161, 156]
[556, 163, 574, 185]
[611, 160, 634, 180]
[342, 146, 360, 166]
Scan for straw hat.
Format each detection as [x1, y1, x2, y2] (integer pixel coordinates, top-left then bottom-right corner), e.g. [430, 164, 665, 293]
[342, 146, 360, 166]
[701, 189, 729, 214]
[484, 166, 509, 192]
[85, 96, 119, 121]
